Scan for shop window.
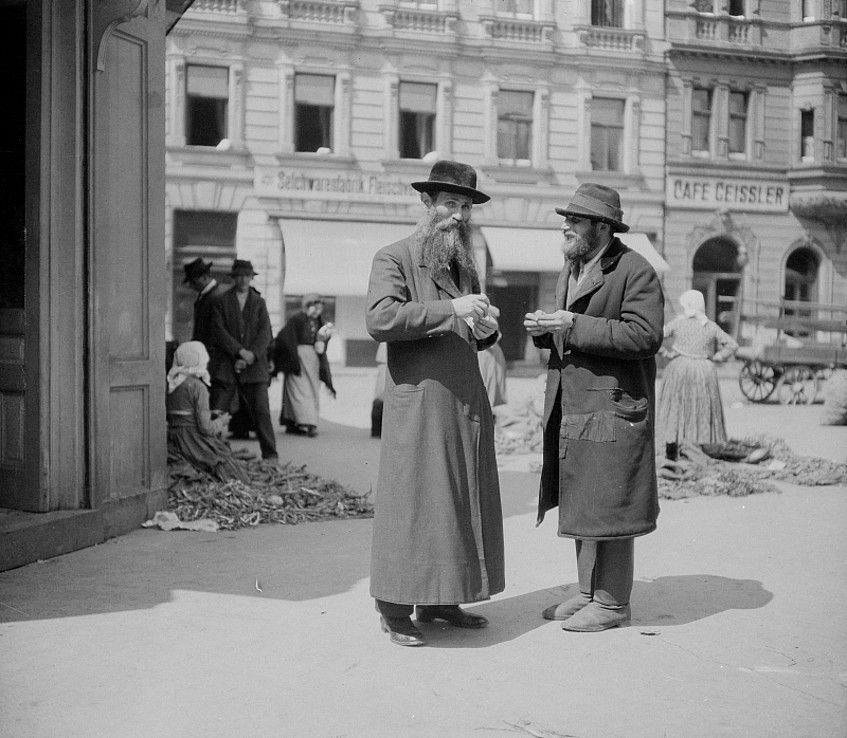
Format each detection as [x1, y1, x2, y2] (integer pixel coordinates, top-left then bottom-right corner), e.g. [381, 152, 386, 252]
[185, 65, 228, 147]
[497, 90, 533, 165]
[295, 74, 335, 153]
[172, 210, 238, 343]
[591, 0, 623, 27]
[800, 109, 815, 162]
[728, 0, 744, 16]
[692, 87, 712, 156]
[495, 0, 534, 17]
[399, 82, 437, 159]
[728, 91, 748, 156]
[590, 97, 624, 171]
[837, 94, 847, 160]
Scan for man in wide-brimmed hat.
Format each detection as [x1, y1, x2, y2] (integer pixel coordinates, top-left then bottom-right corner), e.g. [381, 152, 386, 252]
[183, 258, 230, 360]
[209, 259, 278, 460]
[365, 160, 505, 647]
[524, 183, 665, 632]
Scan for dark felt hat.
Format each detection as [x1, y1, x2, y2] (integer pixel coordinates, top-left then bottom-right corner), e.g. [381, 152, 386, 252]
[555, 183, 630, 233]
[230, 259, 258, 276]
[182, 257, 212, 284]
[411, 160, 490, 205]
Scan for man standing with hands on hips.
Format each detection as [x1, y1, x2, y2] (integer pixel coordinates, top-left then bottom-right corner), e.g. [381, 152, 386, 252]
[366, 160, 505, 647]
[524, 183, 664, 632]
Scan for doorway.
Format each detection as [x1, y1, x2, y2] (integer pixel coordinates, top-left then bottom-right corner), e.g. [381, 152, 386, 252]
[691, 238, 742, 334]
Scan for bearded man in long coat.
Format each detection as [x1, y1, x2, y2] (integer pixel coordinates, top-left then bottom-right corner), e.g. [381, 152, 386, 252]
[524, 183, 664, 632]
[366, 161, 505, 647]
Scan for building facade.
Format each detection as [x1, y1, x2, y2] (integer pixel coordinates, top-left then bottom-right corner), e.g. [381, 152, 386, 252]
[165, 0, 668, 365]
[665, 0, 847, 342]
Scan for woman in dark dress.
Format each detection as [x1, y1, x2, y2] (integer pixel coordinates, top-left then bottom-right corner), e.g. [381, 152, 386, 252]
[273, 294, 336, 437]
[166, 341, 250, 483]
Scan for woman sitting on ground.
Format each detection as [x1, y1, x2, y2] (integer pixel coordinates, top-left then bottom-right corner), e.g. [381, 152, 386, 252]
[166, 341, 250, 484]
[657, 289, 738, 460]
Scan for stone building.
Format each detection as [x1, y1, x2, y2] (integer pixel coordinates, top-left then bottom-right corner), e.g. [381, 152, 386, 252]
[165, 0, 669, 365]
[665, 0, 847, 340]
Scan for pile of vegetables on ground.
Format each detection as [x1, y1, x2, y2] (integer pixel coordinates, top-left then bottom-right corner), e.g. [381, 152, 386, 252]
[493, 390, 847, 500]
[159, 458, 372, 531]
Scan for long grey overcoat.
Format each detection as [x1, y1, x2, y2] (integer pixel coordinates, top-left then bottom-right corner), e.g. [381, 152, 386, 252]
[366, 235, 505, 605]
[534, 237, 665, 540]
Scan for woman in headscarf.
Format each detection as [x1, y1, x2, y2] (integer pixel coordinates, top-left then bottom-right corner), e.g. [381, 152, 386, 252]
[166, 341, 250, 483]
[657, 289, 739, 459]
[273, 294, 336, 437]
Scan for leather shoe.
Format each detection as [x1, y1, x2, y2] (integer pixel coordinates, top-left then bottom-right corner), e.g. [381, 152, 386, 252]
[541, 592, 591, 621]
[415, 605, 488, 629]
[380, 616, 426, 647]
[561, 602, 631, 632]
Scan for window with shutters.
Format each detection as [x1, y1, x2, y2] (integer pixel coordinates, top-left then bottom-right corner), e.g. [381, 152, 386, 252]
[185, 65, 229, 147]
[497, 90, 533, 165]
[728, 91, 748, 156]
[590, 97, 624, 171]
[692, 87, 712, 155]
[295, 74, 335, 153]
[399, 82, 437, 159]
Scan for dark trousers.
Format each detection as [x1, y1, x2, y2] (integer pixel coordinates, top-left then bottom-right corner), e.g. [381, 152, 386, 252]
[375, 599, 414, 618]
[211, 379, 278, 459]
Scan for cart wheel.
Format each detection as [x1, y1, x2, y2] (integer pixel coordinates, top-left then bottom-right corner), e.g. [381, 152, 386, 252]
[738, 360, 777, 402]
[775, 365, 818, 406]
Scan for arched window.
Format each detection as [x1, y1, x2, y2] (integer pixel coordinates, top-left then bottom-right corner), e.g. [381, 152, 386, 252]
[692, 238, 741, 334]
[783, 247, 819, 337]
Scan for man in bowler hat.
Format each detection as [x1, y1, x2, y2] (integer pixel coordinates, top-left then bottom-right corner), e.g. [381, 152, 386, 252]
[366, 160, 505, 646]
[183, 258, 230, 353]
[524, 183, 664, 631]
[209, 259, 278, 461]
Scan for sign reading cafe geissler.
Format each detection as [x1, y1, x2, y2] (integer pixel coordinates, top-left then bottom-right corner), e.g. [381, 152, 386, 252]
[665, 174, 789, 213]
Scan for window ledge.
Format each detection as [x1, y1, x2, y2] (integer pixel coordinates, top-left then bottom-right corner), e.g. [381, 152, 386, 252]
[167, 145, 251, 167]
[479, 164, 554, 184]
[276, 152, 358, 169]
[574, 170, 644, 188]
[380, 158, 434, 175]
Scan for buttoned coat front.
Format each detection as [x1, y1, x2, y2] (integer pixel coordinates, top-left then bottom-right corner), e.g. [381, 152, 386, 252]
[209, 287, 272, 385]
[534, 237, 665, 540]
[366, 235, 505, 605]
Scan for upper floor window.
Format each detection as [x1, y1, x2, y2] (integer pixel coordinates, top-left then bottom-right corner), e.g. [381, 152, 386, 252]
[590, 97, 624, 171]
[497, 90, 533, 165]
[692, 87, 712, 155]
[295, 74, 334, 153]
[186, 65, 228, 147]
[399, 82, 437, 159]
[802, 0, 815, 21]
[800, 109, 815, 161]
[495, 0, 534, 16]
[695, 0, 714, 11]
[728, 0, 745, 16]
[840, 0, 847, 19]
[591, 0, 623, 28]
[400, 0, 437, 6]
[728, 91, 748, 155]
[836, 95, 847, 159]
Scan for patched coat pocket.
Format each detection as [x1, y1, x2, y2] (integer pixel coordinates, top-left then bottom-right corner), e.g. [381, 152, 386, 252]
[608, 390, 648, 423]
[560, 411, 616, 444]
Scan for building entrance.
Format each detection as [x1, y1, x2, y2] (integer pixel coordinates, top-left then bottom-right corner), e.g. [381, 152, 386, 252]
[692, 238, 742, 335]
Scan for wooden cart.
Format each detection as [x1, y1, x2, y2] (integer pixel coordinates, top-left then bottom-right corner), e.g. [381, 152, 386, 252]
[734, 299, 847, 405]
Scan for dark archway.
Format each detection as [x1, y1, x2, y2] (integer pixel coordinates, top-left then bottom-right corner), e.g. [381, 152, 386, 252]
[692, 238, 741, 334]
[783, 247, 820, 336]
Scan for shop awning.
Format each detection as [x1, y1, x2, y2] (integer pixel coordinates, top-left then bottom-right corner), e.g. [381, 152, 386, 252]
[277, 219, 413, 295]
[481, 226, 669, 274]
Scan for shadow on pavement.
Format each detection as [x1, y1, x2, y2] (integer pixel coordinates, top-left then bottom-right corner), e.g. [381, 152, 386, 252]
[420, 574, 773, 648]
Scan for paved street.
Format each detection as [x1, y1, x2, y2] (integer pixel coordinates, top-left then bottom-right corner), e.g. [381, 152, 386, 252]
[1, 368, 846, 737]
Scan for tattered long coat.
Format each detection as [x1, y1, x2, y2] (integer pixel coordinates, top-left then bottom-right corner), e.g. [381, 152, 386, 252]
[366, 236, 505, 605]
[534, 237, 665, 540]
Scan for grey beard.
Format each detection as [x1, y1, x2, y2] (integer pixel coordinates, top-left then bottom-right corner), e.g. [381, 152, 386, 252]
[564, 231, 600, 265]
[416, 211, 477, 281]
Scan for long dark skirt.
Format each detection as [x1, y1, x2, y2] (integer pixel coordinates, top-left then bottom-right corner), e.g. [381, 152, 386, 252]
[168, 426, 250, 484]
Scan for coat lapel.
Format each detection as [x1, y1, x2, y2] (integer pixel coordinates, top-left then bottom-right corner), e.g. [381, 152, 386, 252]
[567, 266, 605, 310]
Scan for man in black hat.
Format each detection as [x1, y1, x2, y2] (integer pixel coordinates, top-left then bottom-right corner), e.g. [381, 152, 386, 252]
[524, 183, 664, 632]
[366, 160, 505, 647]
[209, 259, 278, 461]
[183, 258, 230, 355]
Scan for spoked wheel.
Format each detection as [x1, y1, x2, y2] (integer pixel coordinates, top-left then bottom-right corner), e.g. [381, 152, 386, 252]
[738, 360, 777, 402]
[775, 365, 818, 405]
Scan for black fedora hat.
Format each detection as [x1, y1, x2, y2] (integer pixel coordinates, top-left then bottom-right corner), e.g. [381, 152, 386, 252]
[182, 257, 212, 284]
[555, 183, 630, 233]
[230, 259, 258, 276]
[411, 160, 490, 205]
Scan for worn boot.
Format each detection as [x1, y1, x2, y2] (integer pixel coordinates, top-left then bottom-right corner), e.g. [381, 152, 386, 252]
[543, 540, 595, 620]
[562, 538, 633, 632]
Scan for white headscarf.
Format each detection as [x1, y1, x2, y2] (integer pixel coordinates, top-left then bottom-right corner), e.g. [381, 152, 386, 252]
[167, 341, 211, 393]
[678, 289, 708, 326]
